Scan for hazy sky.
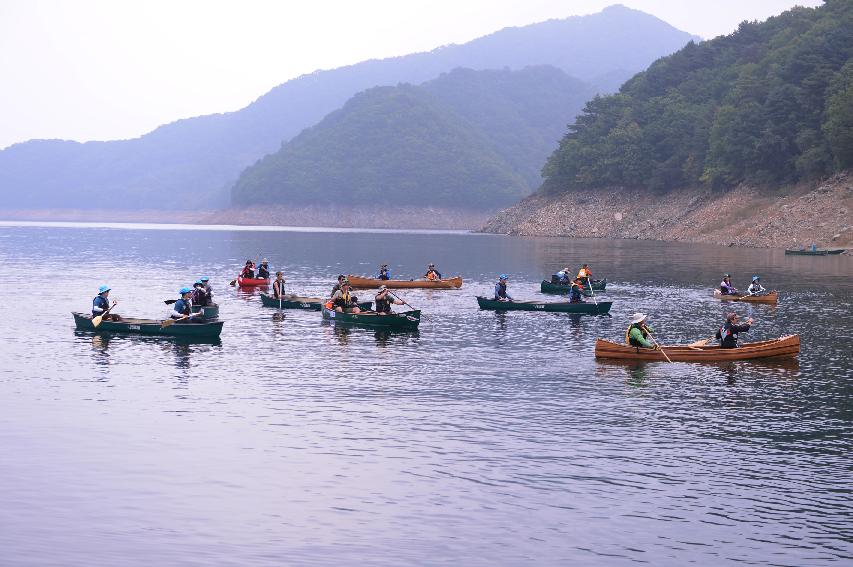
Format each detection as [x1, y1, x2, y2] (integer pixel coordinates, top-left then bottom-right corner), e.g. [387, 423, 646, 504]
[0, 0, 822, 149]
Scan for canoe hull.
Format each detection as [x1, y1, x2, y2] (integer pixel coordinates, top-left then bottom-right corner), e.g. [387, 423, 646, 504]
[72, 312, 224, 338]
[237, 276, 270, 287]
[347, 275, 462, 289]
[713, 290, 778, 304]
[321, 306, 421, 329]
[594, 335, 800, 362]
[540, 278, 607, 294]
[191, 304, 220, 318]
[260, 293, 371, 311]
[476, 296, 612, 314]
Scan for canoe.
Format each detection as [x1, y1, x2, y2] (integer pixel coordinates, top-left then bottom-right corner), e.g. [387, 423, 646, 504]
[237, 276, 270, 287]
[346, 275, 463, 289]
[713, 290, 778, 304]
[191, 303, 220, 318]
[540, 278, 607, 294]
[594, 334, 800, 362]
[783, 249, 845, 255]
[260, 293, 371, 311]
[476, 296, 612, 314]
[72, 312, 224, 338]
[321, 305, 421, 329]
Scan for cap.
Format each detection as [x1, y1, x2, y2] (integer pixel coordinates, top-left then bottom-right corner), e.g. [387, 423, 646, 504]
[499, 274, 508, 280]
[629, 313, 647, 324]
[752, 275, 760, 281]
[723, 273, 731, 278]
[179, 287, 192, 295]
[727, 312, 739, 321]
[200, 276, 209, 282]
[194, 280, 203, 286]
[98, 285, 110, 294]
[379, 284, 387, 291]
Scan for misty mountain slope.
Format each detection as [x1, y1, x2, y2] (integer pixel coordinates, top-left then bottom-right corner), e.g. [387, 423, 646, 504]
[231, 66, 597, 209]
[0, 5, 698, 210]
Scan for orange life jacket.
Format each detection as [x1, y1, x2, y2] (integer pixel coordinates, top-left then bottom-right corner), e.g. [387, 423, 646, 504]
[426, 271, 438, 281]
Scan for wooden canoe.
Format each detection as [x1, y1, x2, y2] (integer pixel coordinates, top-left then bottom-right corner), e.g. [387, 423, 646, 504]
[712, 290, 778, 304]
[321, 305, 421, 329]
[72, 312, 224, 338]
[260, 293, 371, 311]
[594, 334, 799, 362]
[346, 274, 462, 289]
[476, 296, 612, 314]
[237, 276, 270, 287]
[540, 278, 607, 294]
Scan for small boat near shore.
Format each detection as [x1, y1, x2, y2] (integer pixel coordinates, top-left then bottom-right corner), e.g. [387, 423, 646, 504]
[713, 290, 778, 304]
[476, 296, 612, 314]
[321, 305, 421, 329]
[260, 293, 372, 311]
[237, 276, 270, 287]
[346, 275, 463, 289]
[594, 334, 800, 362]
[72, 312, 224, 338]
[540, 278, 607, 294]
[784, 248, 845, 255]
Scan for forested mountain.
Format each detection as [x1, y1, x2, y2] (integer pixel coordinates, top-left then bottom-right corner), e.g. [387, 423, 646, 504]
[0, 5, 697, 210]
[542, 0, 853, 195]
[232, 67, 596, 208]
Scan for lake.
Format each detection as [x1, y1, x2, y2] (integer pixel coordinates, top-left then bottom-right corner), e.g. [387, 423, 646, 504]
[0, 221, 851, 566]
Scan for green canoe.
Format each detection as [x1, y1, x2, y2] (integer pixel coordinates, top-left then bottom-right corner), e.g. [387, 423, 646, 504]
[321, 306, 421, 329]
[260, 293, 372, 311]
[784, 248, 845, 255]
[72, 312, 224, 338]
[476, 296, 612, 314]
[191, 303, 220, 319]
[540, 278, 607, 294]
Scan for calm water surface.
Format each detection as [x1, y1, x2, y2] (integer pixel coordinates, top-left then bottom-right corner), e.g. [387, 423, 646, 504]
[0, 222, 851, 566]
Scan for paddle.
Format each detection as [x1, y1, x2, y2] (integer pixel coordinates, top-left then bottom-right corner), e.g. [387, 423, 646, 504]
[387, 290, 416, 311]
[161, 314, 189, 328]
[164, 299, 177, 305]
[689, 336, 716, 347]
[645, 328, 673, 363]
[92, 301, 117, 328]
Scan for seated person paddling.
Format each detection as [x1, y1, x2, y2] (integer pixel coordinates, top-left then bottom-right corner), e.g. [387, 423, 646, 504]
[272, 271, 286, 299]
[577, 263, 592, 283]
[92, 285, 120, 321]
[330, 275, 346, 297]
[378, 264, 391, 280]
[191, 280, 207, 307]
[240, 260, 255, 279]
[569, 277, 586, 303]
[553, 267, 571, 284]
[200, 276, 214, 304]
[331, 281, 362, 314]
[715, 312, 753, 348]
[747, 275, 766, 296]
[375, 284, 404, 314]
[257, 259, 271, 280]
[720, 274, 739, 295]
[494, 274, 512, 301]
[424, 263, 442, 281]
[170, 287, 203, 321]
[626, 313, 656, 349]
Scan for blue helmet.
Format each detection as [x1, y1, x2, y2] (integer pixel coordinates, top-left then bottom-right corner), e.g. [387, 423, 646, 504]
[752, 275, 760, 282]
[98, 285, 110, 294]
[499, 274, 508, 280]
[200, 276, 210, 282]
[195, 279, 204, 285]
[179, 287, 192, 295]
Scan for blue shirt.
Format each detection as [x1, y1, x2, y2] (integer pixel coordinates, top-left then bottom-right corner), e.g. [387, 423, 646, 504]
[494, 281, 511, 300]
[92, 295, 109, 316]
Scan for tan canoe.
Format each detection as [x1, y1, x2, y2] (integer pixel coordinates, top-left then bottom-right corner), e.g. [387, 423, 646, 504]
[346, 275, 463, 289]
[594, 334, 799, 362]
[713, 290, 778, 304]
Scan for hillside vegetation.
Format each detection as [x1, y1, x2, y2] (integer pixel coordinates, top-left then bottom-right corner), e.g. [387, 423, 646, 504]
[541, 0, 853, 194]
[232, 67, 596, 209]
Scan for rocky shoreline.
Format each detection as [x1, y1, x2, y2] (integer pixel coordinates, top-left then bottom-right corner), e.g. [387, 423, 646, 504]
[480, 172, 852, 251]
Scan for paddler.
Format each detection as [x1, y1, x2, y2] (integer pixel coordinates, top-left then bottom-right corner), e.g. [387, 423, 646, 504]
[330, 275, 346, 297]
[715, 312, 753, 348]
[92, 285, 120, 321]
[331, 280, 361, 313]
[257, 259, 271, 280]
[569, 277, 586, 303]
[378, 264, 391, 280]
[747, 275, 766, 296]
[375, 284, 404, 314]
[424, 263, 442, 281]
[191, 280, 207, 307]
[170, 287, 202, 321]
[553, 267, 571, 284]
[494, 274, 512, 301]
[272, 271, 286, 299]
[240, 260, 255, 279]
[200, 276, 214, 304]
[720, 274, 739, 295]
[626, 313, 656, 349]
[577, 264, 592, 283]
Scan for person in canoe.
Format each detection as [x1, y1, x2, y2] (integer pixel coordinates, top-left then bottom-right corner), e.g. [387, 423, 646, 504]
[577, 264, 592, 283]
[331, 280, 362, 313]
[257, 259, 271, 280]
[494, 274, 513, 301]
[720, 274, 739, 295]
[626, 313, 656, 349]
[240, 260, 255, 279]
[330, 275, 346, 297]
[552, 267, 571, 284]
[424, 263, 442, 281]
[747, 275, 766, 296]
[375, 284, 404, 314]
[92, 285, 120, 321]
[715, 312, 753, 348]
[191, 280, 208, 307]
[200, 276, 214, 304]
[569, 277, 586, 303]
[170, 287, 203, 321]
[272, 271, 286, 299]
[378, 264, 391, 280]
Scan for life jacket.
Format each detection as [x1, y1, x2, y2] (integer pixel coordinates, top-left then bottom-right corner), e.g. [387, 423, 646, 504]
[273, 279, 284, 298]
[92, 295, 109, 316]
[241, 266, 255, 279]
[174, 298, 191, 317]
[625, 324, 647, 346]
[426, 270, 438, 281]
[324, 300, 333, 310]
[192, 287, 207, 306]
[257, 265, 270, 279]
[334, 290, 352, 308]
[577, 268, 589, 279]
[379, 269, 390, 280]
[375, 294, 391, 313]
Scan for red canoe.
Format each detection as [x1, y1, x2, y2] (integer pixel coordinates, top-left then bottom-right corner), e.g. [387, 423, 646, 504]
[237, 276, 270, 287]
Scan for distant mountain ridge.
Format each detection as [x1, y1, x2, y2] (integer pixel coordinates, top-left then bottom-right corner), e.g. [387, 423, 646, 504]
[0, 5, 698, 210]
[232, 66, 597, 209]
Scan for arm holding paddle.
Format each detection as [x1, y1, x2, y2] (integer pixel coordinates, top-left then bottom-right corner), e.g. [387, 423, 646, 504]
[92, 300, 118, 328]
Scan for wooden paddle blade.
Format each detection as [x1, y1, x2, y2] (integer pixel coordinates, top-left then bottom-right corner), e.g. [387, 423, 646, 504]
[229, 279, 237, 286]
[163, 299, 177, 305]
[92, 315, 104, 328]
[160, 318, 176, 328]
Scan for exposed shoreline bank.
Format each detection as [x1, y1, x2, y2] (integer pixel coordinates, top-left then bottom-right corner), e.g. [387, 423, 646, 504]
[480, 172, 852, 251]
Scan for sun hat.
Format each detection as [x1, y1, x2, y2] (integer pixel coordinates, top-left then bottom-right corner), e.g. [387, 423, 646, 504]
[752, 275, 760, 281]
[723, 273, 731, 278]
[98, 285, 110, 294]
[629, 313, 647, 324]
[499, 274, 508, 280]
[261, 258, 268, 263]
[200, 276, 209, 282]
[195, 280, 203, 285]
[179, 287, 192, 295]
